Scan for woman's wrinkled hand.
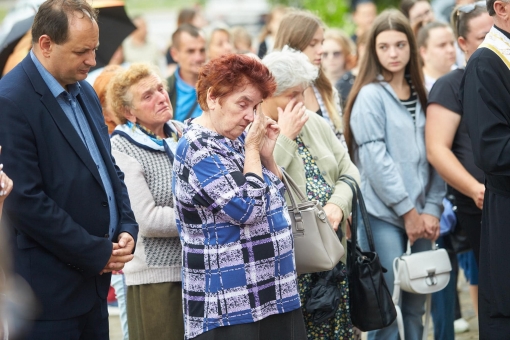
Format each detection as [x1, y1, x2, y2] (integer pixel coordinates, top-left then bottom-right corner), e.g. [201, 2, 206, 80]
[260, 113, 280, 161]
[323, 203, 344, 232]
[278, 99, 308, 140]
[245, 103, 267, 152]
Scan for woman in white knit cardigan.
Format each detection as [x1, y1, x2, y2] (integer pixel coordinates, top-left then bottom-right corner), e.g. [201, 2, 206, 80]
[107, 63, 184, 340]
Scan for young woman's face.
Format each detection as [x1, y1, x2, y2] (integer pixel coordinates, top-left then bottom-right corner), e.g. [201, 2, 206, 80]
[460, 12, 493, 60]
[420, 27, 456, 75]
[375, 30, 410, 76]
[302, 27, 324, 66]
[321, 38, 347, 75]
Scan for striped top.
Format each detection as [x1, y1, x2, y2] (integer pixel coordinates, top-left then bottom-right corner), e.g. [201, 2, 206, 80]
[172, 122, 301, 339]
[401, 88, 418, 122]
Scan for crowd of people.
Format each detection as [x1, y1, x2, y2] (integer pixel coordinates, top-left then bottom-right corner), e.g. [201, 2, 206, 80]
[0, 0, 507, 339]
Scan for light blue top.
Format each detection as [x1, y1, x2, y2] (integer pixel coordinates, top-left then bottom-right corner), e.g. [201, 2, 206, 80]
[350, 76, 444, 228]
[174, 67, 202, 121]
[30, 51, 119, 238]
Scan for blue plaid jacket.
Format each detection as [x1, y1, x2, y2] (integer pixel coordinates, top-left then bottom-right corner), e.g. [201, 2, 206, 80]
[173, 123, 300, 339]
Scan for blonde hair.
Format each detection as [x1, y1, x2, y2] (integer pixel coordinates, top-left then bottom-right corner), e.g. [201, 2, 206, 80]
[106, 63, 166, 124]
[274, 10, 342, 132]
[324, 28, 357, 70]
[231, 26, 253, 53]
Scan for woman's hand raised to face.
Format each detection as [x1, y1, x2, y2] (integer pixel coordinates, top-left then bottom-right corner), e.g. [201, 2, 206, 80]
[278, 99, 309, 140]
[245, 103, 268, 152]
[259, 104, 281, 161]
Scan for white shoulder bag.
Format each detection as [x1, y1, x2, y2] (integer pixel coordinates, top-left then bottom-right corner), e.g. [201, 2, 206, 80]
[392, 240, 452, 340]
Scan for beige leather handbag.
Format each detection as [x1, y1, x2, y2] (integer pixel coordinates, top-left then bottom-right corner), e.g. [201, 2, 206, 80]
[281, 170, 345, 274]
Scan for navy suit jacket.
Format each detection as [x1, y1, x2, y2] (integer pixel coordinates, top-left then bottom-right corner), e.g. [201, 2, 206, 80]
[0, 55, 138, 320]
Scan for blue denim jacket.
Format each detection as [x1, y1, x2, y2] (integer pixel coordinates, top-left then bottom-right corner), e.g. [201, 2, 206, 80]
[350, 77, 445, 228]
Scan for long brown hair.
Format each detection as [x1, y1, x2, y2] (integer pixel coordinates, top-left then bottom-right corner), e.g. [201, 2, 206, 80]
[274, 10, 343, 133]
[344, 9, 427, 157]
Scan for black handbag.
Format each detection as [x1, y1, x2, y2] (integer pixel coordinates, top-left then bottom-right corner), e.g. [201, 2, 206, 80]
[339, 175, 397, 331]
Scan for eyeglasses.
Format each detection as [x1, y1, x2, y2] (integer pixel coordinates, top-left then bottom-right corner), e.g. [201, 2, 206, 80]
[321, 51, 343, 58]
[456, 1, 486, 36]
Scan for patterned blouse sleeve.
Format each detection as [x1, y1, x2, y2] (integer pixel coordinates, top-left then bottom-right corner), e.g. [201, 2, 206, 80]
[175, 140, 271, 226]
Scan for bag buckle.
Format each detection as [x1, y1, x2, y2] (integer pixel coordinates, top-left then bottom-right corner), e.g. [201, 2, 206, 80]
[317, 210, 327, 222]
[426, 269, 437, 286]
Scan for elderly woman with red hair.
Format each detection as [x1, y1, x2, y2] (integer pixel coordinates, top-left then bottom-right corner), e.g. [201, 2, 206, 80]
[173, 54, 305, 340]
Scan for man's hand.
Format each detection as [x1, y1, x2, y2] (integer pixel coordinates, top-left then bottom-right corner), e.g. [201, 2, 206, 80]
[114, 232, 135, 256]
[100, 233, 135, 274]
[323, 203, 344, 231]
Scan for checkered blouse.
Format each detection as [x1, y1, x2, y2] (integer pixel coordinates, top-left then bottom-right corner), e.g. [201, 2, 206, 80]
[172, 122, 301, 339]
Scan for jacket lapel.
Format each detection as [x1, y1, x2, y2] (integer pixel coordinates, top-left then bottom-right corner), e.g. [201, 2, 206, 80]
[22, 56, 104, 187]
[77, 91, 114, 186]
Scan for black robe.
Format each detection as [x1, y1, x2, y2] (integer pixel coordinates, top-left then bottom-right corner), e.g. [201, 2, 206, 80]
[461, 25, 510, 337]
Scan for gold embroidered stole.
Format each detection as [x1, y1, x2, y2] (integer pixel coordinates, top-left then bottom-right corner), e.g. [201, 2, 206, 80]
[479, 26, 510, 69]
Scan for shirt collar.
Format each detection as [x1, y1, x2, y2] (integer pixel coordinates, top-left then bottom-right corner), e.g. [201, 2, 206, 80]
[174, 66, 195, 92]
[30, 50, 81, 98]
[494, 25, 510, 41]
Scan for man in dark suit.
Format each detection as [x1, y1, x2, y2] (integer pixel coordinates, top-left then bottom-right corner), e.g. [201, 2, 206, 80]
[0, 0, 138, 338]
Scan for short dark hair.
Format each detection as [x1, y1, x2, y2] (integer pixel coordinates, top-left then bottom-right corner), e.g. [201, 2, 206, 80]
[353, 0, 375, 13]
[171, 23, 202, 50]
[487, 0, 499, 16]
[32, 0, 97, 45]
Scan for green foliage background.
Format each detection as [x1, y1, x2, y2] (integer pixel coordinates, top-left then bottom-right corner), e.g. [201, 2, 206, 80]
[267, 0, 401, 32]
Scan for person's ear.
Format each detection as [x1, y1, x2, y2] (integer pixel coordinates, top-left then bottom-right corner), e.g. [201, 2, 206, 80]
[206, 87, 217, 110]
[457, 36, 468, 54]
[170, 46, 180, 64]
[123, 107, 136, 124]
[419, 45, 427, 62]
[494, 1, 510, 21]
[38, 35, 53, 58]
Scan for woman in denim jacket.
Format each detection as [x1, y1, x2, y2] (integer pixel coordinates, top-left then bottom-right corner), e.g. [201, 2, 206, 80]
[344, 10, 445, 340]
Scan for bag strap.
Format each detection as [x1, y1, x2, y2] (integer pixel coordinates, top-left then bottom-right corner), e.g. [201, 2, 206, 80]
[280, 169, 308, 202]
[339, 175, 377, 253]
[183, 100, 199, 121]
[280, 169, 308, 233]
[393, 293, 432, 340]
[405, 240, 437, 255]
[393, 243, 434, 340]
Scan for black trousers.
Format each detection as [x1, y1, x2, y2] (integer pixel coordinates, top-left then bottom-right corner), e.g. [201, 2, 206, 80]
[193, 308, 307, 340]
[23, 297, 108, 340]
[479, 190, 510, 338]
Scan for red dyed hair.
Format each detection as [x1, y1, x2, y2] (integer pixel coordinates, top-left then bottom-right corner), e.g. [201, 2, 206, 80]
[196, 54, 276, 111]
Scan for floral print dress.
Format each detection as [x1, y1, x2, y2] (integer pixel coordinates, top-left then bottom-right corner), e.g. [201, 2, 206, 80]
[295, 136, 354, 340]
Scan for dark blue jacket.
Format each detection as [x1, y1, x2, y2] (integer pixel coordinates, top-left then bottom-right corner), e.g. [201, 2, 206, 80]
[0, 55, 138, 320]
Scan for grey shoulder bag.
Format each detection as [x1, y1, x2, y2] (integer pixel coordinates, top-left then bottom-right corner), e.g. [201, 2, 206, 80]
[281, 170, 345, 274]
